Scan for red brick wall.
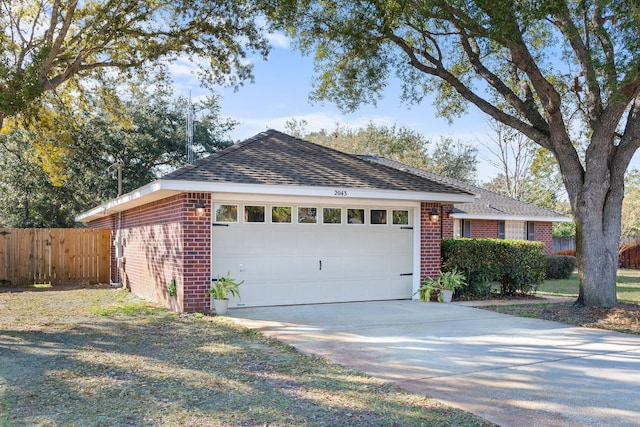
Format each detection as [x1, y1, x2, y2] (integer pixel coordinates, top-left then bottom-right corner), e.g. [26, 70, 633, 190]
[420, 202, 452, 282]
[461, 219, 553, 254]
[534, 222, 553, 254]
[88, 192, 211, 312]
[470, 220, 499, 239]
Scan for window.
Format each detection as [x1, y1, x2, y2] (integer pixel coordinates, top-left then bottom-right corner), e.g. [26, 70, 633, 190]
[347, 208, 365, 224]
[244, 206, 265, 223]
[323, 207, 342, 224]
[527, 222, 535, 241]
[498, 221, 506, 239]
[271, 206, 292, 223]
[214, 204, 238, 222]
[392, 210, 409, 225]
[298, 207, 317, 224]
[462, 220, 472, 238]
[370, 209, 387, 225]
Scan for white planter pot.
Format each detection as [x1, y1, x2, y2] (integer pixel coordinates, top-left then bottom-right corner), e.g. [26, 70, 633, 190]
[212, 298, 230, 315]
[440, 289, 454, 303]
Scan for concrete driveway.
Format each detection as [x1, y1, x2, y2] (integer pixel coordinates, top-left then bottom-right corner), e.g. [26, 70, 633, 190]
[229, 300, 640, 427]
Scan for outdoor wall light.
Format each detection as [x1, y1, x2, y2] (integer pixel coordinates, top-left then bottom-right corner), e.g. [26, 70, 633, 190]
[429, 208, 440, 222]
[195, 199, 206, 217]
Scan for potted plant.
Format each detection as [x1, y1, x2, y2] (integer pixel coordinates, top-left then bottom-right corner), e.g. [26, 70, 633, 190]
[414, 276, 441, 302]
[438, 268, 467, 303]
[205, 272, 244, 315]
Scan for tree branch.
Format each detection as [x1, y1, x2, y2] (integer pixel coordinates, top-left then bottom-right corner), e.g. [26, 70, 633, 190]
[386, 31, 553, 149]
[549, 3, 603, 125]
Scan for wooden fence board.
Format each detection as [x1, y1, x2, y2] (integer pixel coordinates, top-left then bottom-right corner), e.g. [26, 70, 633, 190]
[0, 228, 110, 287]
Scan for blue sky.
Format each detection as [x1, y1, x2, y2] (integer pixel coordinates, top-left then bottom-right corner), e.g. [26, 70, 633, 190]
[169, 35, 639, 184]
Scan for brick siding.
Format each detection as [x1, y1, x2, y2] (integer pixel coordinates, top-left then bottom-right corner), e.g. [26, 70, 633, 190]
[420, 203, 453, 282]
[470, 220, 499, 239]
[464, 219, 554, 254]
[534, 222, 553, 254]
[88, 192, 211, 312]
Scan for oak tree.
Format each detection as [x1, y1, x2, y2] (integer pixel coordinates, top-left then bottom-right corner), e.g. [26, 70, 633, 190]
[263, 0, 640, 307]
[0, 0, 268, 129]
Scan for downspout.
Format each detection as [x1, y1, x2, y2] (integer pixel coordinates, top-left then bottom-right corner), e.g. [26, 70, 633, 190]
[111, 161, 124, 288]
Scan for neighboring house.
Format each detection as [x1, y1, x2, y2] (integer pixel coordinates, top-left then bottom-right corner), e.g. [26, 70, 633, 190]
[358, 156, 571, 254]
[76, 130, 475, 312]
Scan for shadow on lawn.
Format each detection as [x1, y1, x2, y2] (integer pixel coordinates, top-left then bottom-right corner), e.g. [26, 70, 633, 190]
[0, 314, 466, 426]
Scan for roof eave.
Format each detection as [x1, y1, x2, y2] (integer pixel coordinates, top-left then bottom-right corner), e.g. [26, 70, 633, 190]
[76, 179, 476, 223]
[451, 212, 573, 222]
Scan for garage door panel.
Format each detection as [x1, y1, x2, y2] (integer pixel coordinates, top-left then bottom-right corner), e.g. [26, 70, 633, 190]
[212, 205, 415, 307]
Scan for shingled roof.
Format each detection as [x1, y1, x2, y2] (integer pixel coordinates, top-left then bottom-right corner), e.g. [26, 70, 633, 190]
[357, 156, 568, 220]
[162, 129, 472, 196]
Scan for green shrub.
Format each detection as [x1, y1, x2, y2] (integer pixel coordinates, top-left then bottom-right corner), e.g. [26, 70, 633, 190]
[545, 255, 577, 279]
[442, 238, 546, 296]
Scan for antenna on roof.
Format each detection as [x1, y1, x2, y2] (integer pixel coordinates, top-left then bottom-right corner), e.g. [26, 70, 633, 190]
[186, 91, 194, 164]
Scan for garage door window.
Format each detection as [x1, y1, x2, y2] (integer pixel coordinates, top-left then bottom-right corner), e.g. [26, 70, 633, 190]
[215, 204, 238, 222]
[271, 206, 292, 223]
[371, 209, 387, 225]
[323, 207, 342, 224]
[392, 210, 409, 225]
[244, 206, 265, 223]
[347, 208, 365, 224]
[298, 207, 317, 224]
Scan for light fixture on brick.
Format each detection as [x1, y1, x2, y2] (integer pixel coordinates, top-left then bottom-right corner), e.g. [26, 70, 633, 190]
[429, 208, 439, 222]
[195, 199, 206, 217]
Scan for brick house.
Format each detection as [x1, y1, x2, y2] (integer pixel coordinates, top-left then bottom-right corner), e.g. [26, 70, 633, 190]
[359, 156, 570, 255]
[76, 130, 566, 312]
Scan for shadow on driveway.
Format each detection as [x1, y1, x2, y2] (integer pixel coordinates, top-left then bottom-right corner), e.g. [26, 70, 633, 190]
[230, 300, 640, 427]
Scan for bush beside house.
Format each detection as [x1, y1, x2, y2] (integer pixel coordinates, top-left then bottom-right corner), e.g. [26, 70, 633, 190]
[441, 238, 546, 296]
[545, 255, 577, 279]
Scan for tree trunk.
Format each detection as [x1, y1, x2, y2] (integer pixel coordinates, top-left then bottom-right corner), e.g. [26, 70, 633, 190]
[572, 178, 622, 308]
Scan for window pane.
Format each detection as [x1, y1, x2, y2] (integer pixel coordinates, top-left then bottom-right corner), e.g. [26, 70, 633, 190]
[271, 206, 292, 223]
[527, 222, 535, 241]
[371, 209, 387, 225]
[244, 205, 265, 223]
[323, 208, 342, 224]
[498, 221, 506, 239]
[347, 208, 365, 224]
[463, 220, 472, 238]
[215, 204, 237, 222]
[392, 210, 409, 225]
[298, 207, 317, 224]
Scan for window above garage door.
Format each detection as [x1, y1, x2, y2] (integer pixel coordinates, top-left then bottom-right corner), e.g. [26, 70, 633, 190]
[214, 203, 411, 227]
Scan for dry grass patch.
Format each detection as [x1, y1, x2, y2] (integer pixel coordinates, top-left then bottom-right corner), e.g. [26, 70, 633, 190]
[0, 286, 493, 426]
[485, 302, 640, 335]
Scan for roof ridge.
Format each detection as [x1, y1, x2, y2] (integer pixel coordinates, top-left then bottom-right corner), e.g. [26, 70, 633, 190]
[161, 130, 272, 180]
[298, 139, 474, 196]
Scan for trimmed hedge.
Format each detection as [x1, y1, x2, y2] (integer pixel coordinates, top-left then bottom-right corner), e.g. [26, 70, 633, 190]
[441, 238, 546, 296]
[545, 255, 576, 279]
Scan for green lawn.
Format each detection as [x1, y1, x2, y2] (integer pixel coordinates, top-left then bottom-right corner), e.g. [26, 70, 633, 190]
[538, 268, 640, 303]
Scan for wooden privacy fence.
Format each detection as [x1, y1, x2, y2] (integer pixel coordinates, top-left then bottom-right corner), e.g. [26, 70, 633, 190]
[620, 243, 640, 269]
[0, 228, 110, 287]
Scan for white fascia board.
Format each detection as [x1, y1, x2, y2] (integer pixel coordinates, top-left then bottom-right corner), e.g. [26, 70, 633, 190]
[451, 213, 573, 222]
[75, 180, 180, 222]
[159, 180, 476, 203]
[76, 179, 476, 222]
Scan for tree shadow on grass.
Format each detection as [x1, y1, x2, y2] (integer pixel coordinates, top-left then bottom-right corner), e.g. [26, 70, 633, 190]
[0, 315, 485, 426]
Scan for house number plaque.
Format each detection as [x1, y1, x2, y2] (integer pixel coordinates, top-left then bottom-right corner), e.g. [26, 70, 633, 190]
[333, 190, 348, 197]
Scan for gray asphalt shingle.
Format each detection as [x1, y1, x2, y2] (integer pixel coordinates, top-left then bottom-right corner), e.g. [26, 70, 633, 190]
[162, 129, 472, 196]
[357, 155, 566, 219]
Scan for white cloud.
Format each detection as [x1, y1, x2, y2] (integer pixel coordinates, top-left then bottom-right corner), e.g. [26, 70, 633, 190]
[266, 31, 291, 49]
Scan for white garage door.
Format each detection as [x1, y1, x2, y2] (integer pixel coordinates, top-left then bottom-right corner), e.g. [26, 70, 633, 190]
[211, 202, 414, 307]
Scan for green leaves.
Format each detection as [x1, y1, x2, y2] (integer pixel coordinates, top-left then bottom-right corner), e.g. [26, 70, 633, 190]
[442, 238, 546, 296]
[0, 0, 269, 129]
